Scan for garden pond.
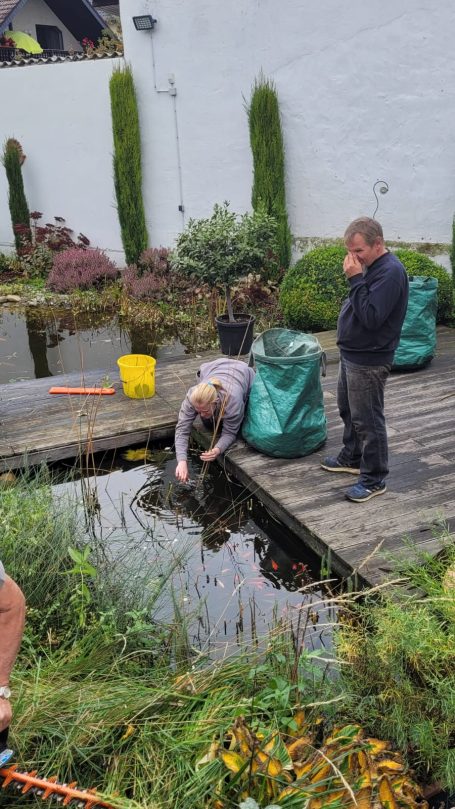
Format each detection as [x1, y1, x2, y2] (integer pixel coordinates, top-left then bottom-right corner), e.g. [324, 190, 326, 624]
[0, 305, 188, 384]
[54, 445, 334, 656]
[2, 304, 335, 655]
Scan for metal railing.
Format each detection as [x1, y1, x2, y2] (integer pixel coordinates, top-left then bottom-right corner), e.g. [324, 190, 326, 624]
[0, 47, 76, 61]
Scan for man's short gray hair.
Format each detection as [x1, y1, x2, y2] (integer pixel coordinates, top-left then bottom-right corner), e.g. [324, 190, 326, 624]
[344, 217, 384, 247]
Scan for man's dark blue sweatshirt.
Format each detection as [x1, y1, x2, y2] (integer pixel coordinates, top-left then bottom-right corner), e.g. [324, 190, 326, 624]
[336, 251, 409, 366]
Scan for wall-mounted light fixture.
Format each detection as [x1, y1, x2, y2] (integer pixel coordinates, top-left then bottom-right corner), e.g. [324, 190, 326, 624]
[132, 14, 157, 31]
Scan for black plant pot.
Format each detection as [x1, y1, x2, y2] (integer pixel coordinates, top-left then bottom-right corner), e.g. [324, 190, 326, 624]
[215, 314, 255, 356]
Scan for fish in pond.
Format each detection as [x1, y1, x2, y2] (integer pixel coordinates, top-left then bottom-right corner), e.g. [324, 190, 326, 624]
[122, 448, 154, 462]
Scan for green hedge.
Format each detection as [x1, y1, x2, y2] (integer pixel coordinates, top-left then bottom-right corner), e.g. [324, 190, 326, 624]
[279, 246, 452, 330]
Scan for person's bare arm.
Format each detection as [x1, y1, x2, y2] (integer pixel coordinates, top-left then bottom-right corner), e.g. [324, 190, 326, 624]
[0, 575, 25, 731]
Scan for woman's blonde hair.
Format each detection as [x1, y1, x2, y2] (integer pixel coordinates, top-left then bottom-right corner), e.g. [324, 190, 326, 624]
[189, 377, 223, 408]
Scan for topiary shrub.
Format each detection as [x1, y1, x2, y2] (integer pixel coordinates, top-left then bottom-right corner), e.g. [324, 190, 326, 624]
[280, 245, 452, 331]
[47, 247, 118, 292]
[279, 245, 347, 330]
[394, 249, 452, 322]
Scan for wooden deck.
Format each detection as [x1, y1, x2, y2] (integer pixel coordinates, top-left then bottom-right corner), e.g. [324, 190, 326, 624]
[1, 327, 454, 586]
[0, 352, 218, 470]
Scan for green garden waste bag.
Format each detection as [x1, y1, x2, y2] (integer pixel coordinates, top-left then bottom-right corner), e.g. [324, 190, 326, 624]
[242, 328, 327, 457]
[392, 276, 438, 371]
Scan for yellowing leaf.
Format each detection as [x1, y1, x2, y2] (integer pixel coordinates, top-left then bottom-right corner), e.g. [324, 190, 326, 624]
[308, 797, 325, 809]
[195, 740, 219, 770]
[365, 738, 390, 755]
[314, 788, 348, 808]
[355, 786, 373, 809]
[310, 762, 332, 783]
[266, 757, 283, 776]
[287, 736, 312, 761]
[263, 733, 280, 754]
[356, 772, 372, 790]
[120, 723, 135, 740]
[293, 709, 306, 729]
[277, 785, 300, 800]
[325, 725, 363, 746]
[377, 759, 404, 773]
[357, 750, 369, 773]
[294, 755, 318, 779]
[220, 750, 246, 774]
[379, 775, 399, 809]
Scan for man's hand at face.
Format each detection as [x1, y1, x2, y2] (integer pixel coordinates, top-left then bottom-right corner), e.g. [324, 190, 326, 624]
[343, 251, 363, 278]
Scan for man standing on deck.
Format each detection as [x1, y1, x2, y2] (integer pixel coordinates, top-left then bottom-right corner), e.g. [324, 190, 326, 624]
[321, 217, 409, 502]
[0, 561, 25, 736]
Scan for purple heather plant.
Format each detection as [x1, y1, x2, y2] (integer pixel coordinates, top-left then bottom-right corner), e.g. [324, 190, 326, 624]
[47, 247, 119, 292]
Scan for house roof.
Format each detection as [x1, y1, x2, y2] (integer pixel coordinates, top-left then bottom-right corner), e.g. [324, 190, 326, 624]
[0, 48, 122, 68]
[1, 0, 108, 42]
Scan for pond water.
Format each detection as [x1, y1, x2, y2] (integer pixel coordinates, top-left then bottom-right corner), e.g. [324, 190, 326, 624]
[54, 446, 335, 657]
[4, 304, 336, 654]
[0, 306, 188, 384]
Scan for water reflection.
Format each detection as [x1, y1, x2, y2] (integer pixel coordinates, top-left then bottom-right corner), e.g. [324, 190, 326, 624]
[0, 307, 188, 384]
[56, 447, 336, 657]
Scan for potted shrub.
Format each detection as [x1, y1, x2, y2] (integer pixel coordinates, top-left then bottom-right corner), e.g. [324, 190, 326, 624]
[171, 202, 277, 354]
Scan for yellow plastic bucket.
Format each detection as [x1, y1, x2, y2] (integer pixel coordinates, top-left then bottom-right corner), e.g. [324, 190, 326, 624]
[117, 354, 156, 399]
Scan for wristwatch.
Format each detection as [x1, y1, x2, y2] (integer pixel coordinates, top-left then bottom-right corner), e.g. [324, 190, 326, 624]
[0, 687, 11, 699]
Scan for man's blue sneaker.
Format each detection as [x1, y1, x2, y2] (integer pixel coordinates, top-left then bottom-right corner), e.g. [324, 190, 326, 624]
[345, 482, 387, 502]
[321, 456, 360, 475]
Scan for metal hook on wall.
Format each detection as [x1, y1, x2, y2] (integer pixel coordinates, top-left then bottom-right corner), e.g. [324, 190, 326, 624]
[372, 179, 389, 219]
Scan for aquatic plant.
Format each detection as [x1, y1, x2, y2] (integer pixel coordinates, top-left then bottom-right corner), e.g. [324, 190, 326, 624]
[0, 470, 340, 808]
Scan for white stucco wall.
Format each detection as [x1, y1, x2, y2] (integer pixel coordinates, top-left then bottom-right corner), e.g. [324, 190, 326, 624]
[0, 56, 124, 262]
[7, 0, 82, 51]
[1, 1, 455, 265]
[119, 0, 455, 253]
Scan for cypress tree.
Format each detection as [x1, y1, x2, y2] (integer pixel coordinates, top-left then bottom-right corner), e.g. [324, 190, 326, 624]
[2, 138, 30, 250]
[109, 64, 148, 265]
[451, 215, 455, 289]
[248, 74, 291, 269]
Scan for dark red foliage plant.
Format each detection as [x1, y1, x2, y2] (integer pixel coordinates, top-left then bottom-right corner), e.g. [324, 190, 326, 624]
[123, 247, 196, 302]
[15, 213, 91, 257]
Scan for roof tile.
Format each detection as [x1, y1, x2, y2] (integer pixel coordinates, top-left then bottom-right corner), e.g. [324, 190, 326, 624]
[0, 0, 19, 29]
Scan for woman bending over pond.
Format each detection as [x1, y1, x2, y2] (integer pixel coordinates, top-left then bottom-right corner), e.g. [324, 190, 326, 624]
[175, 358, 255, 483]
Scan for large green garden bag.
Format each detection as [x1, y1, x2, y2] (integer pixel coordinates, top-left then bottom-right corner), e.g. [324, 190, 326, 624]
[392, 276, 438, 371]
[242, 328, 327, 457]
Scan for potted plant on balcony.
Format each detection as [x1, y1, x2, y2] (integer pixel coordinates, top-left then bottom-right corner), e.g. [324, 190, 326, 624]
[171, 202, 277, 355]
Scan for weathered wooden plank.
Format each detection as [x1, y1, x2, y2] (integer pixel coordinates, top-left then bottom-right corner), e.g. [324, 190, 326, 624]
[1, 327, 454, 587]
[0, 353, 218, 470]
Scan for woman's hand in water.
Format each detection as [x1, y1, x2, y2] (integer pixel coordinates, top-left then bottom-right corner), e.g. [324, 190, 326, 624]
[200, 447, 221, 462]
[175, 460, 189, 482]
